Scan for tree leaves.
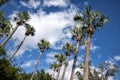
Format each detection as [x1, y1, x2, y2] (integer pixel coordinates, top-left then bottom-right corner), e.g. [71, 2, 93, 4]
[38, 39, 50, 52]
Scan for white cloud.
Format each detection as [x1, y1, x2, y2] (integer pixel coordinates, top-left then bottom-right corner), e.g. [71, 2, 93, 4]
[9, 6, 76, 57]
[114, 55, 120, 61]
[20, 0, 40, 9]
[43, 0, 68, 7]
[46, 52, 58, 58]
[21, 60, 36, 68]
[108, 76, 114, 80]
[45, 52, 58, 63]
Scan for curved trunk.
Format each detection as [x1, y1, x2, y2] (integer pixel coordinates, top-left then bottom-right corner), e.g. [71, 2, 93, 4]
[83, 31, 92, 80]
[70, 41, 80, 80]
[52, 70, 55, 80]
[8, 35, 27, 61]
[56, 63, 62, 80]
[61, 55, 70, 80]
[30, 51, 43, 80]
[1, 25, 19, 46]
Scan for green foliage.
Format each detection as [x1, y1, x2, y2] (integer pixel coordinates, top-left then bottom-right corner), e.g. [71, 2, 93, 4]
[25, 23, 35, 36]
[63, 42, 75, 55]
[0, 46, 6, 56]
[55, 54, 65, 64]
[35, 69, 52, 80]
[14, 11, 30, 26]
[50, 63, 58, 71]
[0, 10, 12, 37]
[38, 39, 50, 52]
[0, 58, 20, 80]
[74, 5, 109, 34]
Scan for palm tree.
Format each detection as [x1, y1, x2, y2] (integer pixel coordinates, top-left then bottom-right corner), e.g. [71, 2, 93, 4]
[50, 63, 58, 80]
[70, 26, 85, 80]
[73, 6, 108, 80]
[0, 11, 12, 38]
[8, 24, 35, 61]
[55, 54, 65, 80]
[1, 11, 30, 46]
[30, 39, 50, 80]
[61, 43, 74, 80]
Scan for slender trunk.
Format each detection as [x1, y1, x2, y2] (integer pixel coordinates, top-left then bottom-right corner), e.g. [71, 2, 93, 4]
[52, 70, 55, 80]
[56, 63, 62, 80]
[83, 31, 91, 80]
[61, 55, 70, 80]
[1, 25, 19, 46]
[30, 51, 43, 80]
[8, 35, 27, 61]
[70, 41, 80, 80]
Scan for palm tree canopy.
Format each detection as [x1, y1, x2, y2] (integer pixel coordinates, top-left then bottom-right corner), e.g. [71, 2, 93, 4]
[71, 26, 85, 45]
[73, 5, 109, 33]
[38, 39, 50, 52]
[50, 63, 58, 71]
[55, 54, 65, 64]
[14, 12, 30, 25]
[71, 26, 86, 40]
[25, 23, 35, 36]
[63, 42, 75, 55]
[0, 11, 12, 36]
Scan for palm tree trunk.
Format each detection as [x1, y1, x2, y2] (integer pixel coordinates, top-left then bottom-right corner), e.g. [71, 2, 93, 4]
[61, 55, 70, 80]
[56, 63, 62, 80]
[8, 35, 27, 61]
[52, 70, 55, 80]
[1, 25, 19, 46]
[30, 51, 43, 80]
[70, 41, 80, 80]
[83, 31, 91, 80]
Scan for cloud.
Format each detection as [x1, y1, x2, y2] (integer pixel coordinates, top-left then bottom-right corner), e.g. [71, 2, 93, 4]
[108, 76, 114, 80]
[20, 0, 40, 9]
[21, 60, 36, 68]
[114, 55, 120, 61]
[45, 52, 58, 64]
[9, 6, 76, 57]
[43, 0, 69, 7]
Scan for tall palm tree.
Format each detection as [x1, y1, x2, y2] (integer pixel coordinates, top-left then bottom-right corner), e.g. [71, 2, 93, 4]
[73, 6, 108, 80]
[55, 54, 65, 80]
[8, 24, 35, 61]
[30, 39, 50, 80]
[70, 26, 85, 80]
[1, 11, 30, 46]
[61, 43, 74, 80]
[50, 63, 58, 80]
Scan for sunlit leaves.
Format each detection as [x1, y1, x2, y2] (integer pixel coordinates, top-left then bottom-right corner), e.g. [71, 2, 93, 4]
[55, 54, 65, 64]
[38, 39, 50, 52]
[63, 42, 75, 54]
[50, 63, 58, 71]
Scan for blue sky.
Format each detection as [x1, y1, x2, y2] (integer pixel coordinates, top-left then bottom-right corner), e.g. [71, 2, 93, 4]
[0, 0, 120, 80]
